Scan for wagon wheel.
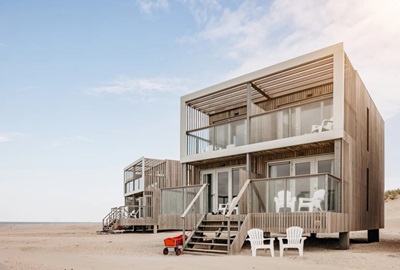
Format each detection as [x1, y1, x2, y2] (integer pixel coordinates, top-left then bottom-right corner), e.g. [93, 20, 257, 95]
[175, 248, 181, 256]
[163, 248, 169, 255]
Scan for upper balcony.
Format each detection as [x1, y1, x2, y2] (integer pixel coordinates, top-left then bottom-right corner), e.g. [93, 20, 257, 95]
[124, 157, 165, 196]
[187, 98, 333, 155]
[182, 44, 346, 161]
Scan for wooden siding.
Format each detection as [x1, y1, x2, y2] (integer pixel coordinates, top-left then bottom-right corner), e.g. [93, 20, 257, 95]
[229, 212, 348, 254]
[186, 55, 334, 116]
[343, 54, 385, 231]
[144, 159, 182, 189]
[249, 212, 348, 234]
[209, 84, 333, 126]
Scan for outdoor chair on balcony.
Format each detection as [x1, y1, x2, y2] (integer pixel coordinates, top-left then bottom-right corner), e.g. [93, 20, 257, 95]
[311, 117, 333, 133]
[274, 190, 297, 212]
[247, 228, 275, 257]
[278, 226, 306, 257]
[129, 209, 138, 218]
[218, 203, 238, 215]
[298, 189, 326, 212]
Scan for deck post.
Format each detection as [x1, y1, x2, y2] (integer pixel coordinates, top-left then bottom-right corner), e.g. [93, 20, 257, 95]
[339, 232, 350, 250]
[153, 225, 158, 234]
[368, 229, 379, 242]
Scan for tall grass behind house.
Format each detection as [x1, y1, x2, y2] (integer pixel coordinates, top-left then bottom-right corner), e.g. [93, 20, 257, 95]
[384, 188, 400, 200]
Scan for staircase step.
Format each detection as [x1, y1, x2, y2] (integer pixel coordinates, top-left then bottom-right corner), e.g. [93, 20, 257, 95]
[188, 241, 228, 247]
[198, 225, 239, 229]
[183, 248, 228, 255]
[192, 235, 232, 240]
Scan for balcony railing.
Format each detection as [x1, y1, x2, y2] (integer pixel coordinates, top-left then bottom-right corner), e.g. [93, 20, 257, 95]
[186, 98, 333, 155]
[227, 173, 341, 215]
[124, 177, 144, 195]
[160, 184, 207, 215]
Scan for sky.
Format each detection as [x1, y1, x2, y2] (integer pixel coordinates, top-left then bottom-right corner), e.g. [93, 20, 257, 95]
[1, 0, 400, 222]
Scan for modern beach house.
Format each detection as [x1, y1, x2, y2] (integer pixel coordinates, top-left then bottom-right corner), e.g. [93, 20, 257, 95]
[102, 157, 182, 233]
[103, 43, 384, 255]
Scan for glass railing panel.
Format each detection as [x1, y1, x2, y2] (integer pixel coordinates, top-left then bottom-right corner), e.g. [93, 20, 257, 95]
[247, 174, 340, 214]
[187, 127, 214, 155]
[250, 109, 289, 144]
[327, 175, 341, 212]
[186, 99, 334, 155]
[186, 119, 246, 155]
[161, 185, 205, 215]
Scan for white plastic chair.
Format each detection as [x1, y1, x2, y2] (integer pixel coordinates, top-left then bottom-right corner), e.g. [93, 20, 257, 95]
[218, 204, 228, 215]
[274, 190, 297, 212]
[218, 203, 238, 215]
[129, 209, 138, 218]
[278, 226, 306, 257]
[298, 189, 325, 212]
[311, 117, 333, 133]
[247, 228, 275, 257]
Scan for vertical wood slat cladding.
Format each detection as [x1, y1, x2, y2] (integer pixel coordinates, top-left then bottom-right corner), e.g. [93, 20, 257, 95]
[186, 55, 333, 116]
[247, 212, 348, 234]
[343, 53, 385, 232]
[144, 160, 182, 189]
[255, 83, 333, 112]
[208, 84, 333, 124]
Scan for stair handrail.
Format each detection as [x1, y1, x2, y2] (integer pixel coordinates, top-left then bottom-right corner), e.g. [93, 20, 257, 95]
[180, 183, 208, 218]
[181, 183, 208, 250]
[102, 207, 118, 230]
[225, 179, 251, 218]
[225, 179, 251, 254]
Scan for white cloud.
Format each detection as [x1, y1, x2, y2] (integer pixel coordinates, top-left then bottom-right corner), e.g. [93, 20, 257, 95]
[89, 76, 190, 97]
[182, 0, 400, 119]
[0, 135, 11, 143]
[0, 132, 24, 143]
[136, 0, 169, 14]
[180, 0, 222, 24]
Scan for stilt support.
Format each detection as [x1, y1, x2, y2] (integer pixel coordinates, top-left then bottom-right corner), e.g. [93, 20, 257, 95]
[368, 229, 379, 242]
[339, 232, 349, 250]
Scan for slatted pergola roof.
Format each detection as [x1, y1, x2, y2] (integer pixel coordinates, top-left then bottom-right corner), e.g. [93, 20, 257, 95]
[124, 157, 165, 173]
[186, 55, 334, 115]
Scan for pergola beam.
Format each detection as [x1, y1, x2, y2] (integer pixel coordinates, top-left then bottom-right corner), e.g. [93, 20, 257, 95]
[250, 82, 271, 100]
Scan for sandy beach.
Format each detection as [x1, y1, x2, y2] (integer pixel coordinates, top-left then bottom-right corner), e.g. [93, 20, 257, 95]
[1, 199, 399, 270]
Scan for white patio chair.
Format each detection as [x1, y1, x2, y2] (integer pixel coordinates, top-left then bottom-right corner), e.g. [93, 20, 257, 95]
[298, 189, 325, 212]
[247, 228, 275, 257]
[129, 209, 138, 218]
[274, 190, 297, 212]
[311, 117, 333, 133]
[218, 203, 228, 215]
[278, 226, 307, 257]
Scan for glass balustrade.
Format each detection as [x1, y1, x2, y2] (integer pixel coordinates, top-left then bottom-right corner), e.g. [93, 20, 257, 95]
[161, 185, 207, 215]
[186, 99, 333, 155]
[249, 174, 341, 213]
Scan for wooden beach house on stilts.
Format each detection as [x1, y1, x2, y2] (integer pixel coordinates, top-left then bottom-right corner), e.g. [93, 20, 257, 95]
[102, 43, 384, 255]
[178, 43, 384, 254]
[102, 157, 182, 233]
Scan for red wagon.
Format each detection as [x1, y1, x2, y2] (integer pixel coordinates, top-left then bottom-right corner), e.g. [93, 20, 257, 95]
[163, 234, 187, 255]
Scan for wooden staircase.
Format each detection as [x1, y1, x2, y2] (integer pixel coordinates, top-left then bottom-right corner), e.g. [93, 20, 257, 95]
[183, 217, 241, 255]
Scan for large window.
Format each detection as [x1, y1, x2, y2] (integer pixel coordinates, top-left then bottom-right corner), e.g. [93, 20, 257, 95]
[266, 155, 337, 213]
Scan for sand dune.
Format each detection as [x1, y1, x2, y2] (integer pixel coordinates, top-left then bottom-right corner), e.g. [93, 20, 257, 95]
[1, 200, 399, 270]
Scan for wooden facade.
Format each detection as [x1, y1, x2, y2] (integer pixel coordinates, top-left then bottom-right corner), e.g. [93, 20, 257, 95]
[104, 43, 384, 254]
[179, 43, 384, 251]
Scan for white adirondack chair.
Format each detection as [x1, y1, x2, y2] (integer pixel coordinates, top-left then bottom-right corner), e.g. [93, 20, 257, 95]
[274, 190, 297, 212]
[298, 189, 326, 212]
[278, 226, 307, 257]
[247, 228, 275, 257]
